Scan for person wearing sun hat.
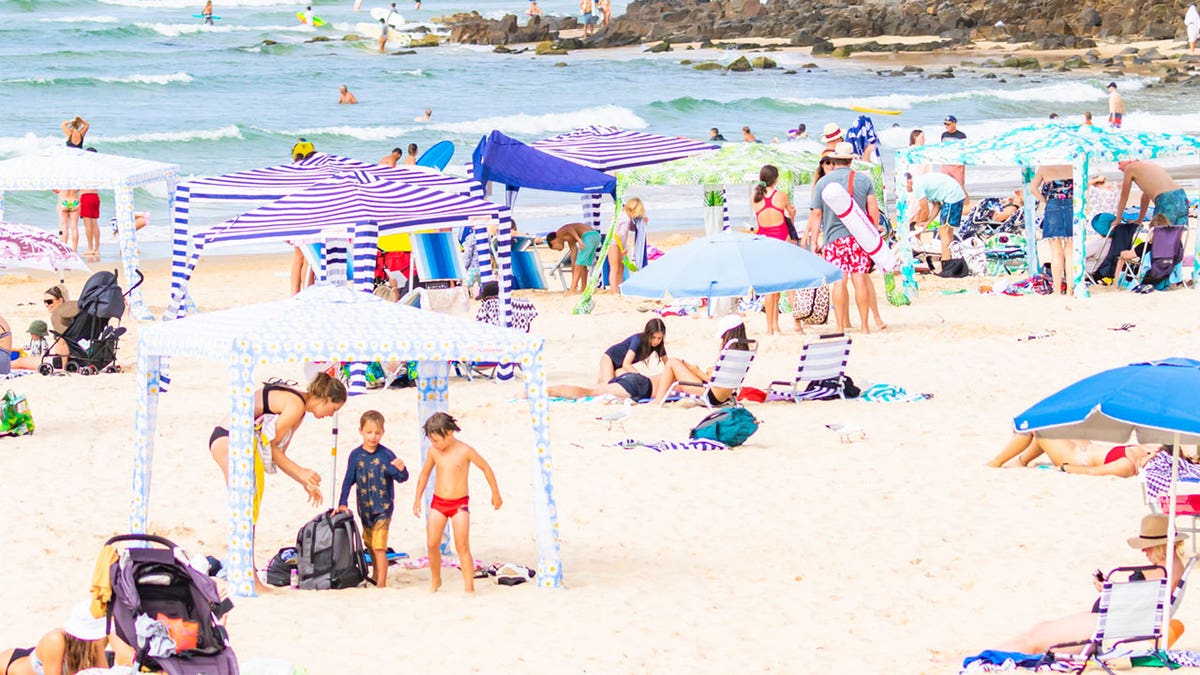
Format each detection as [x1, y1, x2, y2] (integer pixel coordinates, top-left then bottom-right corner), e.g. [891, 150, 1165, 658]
[650, 313, 751, 406]
[820, 122, 844, 157]
[0, 600, 121, 674]
[991, 513, 1189, 655]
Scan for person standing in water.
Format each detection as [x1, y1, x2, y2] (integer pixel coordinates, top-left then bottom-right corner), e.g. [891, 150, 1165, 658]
[201, 0, 214, 25]
[377, 18, 388, 52]
[61, 116, 88, 148]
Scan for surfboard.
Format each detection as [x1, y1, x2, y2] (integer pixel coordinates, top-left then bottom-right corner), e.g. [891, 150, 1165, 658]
[355, 21, 412, 44]
[296, 12, 325, 26]
[416, 140, 454, 171]
[850, 105, 901, 116]
[821, 181, 898, 272]
[370, 7, 405, 28]
[192, 13, 221, 19]
[354, 0, 363, 10]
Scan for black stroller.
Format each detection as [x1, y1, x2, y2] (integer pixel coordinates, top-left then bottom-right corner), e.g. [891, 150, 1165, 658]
[39, 269, 142, 376]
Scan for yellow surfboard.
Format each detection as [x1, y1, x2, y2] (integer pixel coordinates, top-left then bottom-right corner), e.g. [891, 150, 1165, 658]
[851, 105, 901, 116]
[297, 12, 325, 26]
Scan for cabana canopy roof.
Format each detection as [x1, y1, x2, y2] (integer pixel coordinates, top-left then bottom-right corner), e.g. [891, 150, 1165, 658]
[532, 125, 718, 172]
[615, 143, 821, 192]
[897, 123, 1200, 167]
[202, 175, 507, 249]
[0, 146, 179, 190]
[471, 131, 617, 196]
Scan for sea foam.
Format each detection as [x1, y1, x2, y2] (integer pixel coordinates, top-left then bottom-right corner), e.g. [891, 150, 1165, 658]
[430, 105, 648, 136]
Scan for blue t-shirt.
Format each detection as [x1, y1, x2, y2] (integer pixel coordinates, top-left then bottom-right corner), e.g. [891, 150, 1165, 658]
[604, 334, 642, 368]
[338, 444, 409, 526]
[911, 173, 966, 205]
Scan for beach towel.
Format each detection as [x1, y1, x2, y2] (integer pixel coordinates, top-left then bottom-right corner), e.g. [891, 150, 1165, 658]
[89, 544, 119, 618]
[845, 115, 880, 163]
[859, 383, 930, 403]
[1143, 452, 1200, 502]
[961, 650, 1045, 670]
[606, 438, 729, 452]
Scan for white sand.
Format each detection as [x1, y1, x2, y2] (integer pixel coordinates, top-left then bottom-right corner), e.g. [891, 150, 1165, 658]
[1, 252, 1198, 673]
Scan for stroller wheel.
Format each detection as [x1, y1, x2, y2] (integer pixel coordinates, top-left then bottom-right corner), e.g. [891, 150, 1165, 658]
[65, 362, 79, 373]
[38, 363, 53, 376]
[80, 365, 97, 376]
[104, 365, 119, 374]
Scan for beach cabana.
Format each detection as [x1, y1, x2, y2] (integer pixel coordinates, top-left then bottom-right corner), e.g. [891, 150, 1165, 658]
[133, 285, 559, 598]
[167, 153, 479, 320]
[172, 174, 518, 329]
[0, 147, 179, 319]
[894, 124, 1200, 300]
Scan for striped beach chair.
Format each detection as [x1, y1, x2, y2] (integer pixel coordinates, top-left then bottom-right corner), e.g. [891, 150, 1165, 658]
[767, 334, 852, 402]
[1038, 565, 1167, 674]
[661, 339, 757, 408]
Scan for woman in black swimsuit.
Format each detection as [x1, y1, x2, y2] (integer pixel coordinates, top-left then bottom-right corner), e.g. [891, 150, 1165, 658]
[61, 116, 88, 149]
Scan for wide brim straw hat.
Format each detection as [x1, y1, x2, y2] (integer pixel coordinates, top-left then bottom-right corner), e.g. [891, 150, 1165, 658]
[1127, 513, 1187, 549]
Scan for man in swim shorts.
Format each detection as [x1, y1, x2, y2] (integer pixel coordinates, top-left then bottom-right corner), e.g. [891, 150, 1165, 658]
[546, 222, 601, 294]
[1115, 160, 1188, 226]
[906, 171, 967, 263]
[337, 85, 358, 104]
[1107, 82, 1125, 128]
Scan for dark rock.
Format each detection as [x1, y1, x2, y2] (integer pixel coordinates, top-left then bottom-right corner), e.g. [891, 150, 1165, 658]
[1000, 56, 1041, 69]
[554, 61, 568, 67]
[751, 56, 777, 69]
[783, 69, 797, 74]
[306, 35, 332, 42]
[801, 62, 818, 68]
[901, 64, 924, 72]
[342, 33, 365, 41]
[1062, 55, 1086, 68]
[390, 49, 417, 55]
[693, 61, 724, 70]
[726, 55, 753, 71]
[535, 40, 567, 55]
[493, 45, 515, 53]
[260, 39, 277, 45]
[557, 37, 582, 50]
[926, 72, 954, 79]
[646, 40, 672, 53]
[679, 58, 693, 64]
[810, 37, 834, 55]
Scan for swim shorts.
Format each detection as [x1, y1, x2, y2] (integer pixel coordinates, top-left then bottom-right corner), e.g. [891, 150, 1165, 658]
[1154, 188, 1189, 226]
[80, 193, 100, 218]
[822, 235, 871, 274]
[939, 200, 964, 229]
[581, 12, 597, 24]
[576, 229, 602, 266]
[1108, 112, 1123, 128]
[362, 519, 390, 550]
[610, 372, 652, 400]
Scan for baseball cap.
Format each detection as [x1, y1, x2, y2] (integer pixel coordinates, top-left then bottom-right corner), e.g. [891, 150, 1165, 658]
[944, 114, 958, 123]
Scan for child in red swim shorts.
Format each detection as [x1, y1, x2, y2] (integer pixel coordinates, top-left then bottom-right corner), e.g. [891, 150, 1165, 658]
[411, 412, 502, 592]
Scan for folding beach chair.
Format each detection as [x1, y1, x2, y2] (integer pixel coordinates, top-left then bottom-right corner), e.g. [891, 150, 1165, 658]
[409, 230, 466, 287]
[511, 235, 549, 291]
[766, 334, 852, 402]
[1038, 565, 1168, 674]
[1119, 225, 1185, 292]
[458, 296, 539, 381]
[660, 339, 757, 408]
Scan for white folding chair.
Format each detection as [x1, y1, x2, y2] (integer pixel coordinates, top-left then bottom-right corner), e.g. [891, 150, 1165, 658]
[661, 339, 757, 408]
[767, 334, 852, 402]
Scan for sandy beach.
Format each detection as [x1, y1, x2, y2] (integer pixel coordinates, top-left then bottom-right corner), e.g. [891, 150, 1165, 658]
[0, 244, 1197, 673]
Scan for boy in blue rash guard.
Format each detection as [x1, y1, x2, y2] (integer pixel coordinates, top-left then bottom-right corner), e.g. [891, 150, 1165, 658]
[337, 410, 409, 587]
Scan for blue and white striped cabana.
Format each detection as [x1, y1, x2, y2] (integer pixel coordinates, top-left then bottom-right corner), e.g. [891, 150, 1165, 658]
[167, 153, 480, 319]
[172, 174, 517, 328]
[133, 285, 561, 598]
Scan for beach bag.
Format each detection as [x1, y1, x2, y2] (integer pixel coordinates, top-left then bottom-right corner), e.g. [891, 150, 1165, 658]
[792, 284, 830, 324]
[295, 509, 369, 590]
[938, 258, 969, 278]
[264, 547, 298, 587]
[0, 390, 34, 437]
[804, 374, 861, 401]
[689, 407, 760, 447]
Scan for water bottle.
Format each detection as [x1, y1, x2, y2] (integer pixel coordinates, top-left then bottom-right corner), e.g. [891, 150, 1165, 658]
[290, 568, 299, 589]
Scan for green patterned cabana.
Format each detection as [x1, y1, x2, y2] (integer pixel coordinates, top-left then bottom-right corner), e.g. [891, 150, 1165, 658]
[894, 123, 1200, 299]
[0, 147, 179, 319]
[133, 285, 560, 597]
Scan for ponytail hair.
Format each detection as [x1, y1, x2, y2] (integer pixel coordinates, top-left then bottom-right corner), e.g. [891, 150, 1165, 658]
[754, 165, 778, 203]
[307, 371, 348, 404]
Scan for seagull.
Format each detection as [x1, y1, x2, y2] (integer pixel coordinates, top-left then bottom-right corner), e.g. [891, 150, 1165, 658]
[596, 398, 634, 431]
[825, 423, 866, 444]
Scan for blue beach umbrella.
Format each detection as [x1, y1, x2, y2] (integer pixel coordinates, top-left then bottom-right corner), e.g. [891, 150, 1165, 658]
[619, 230, 843, 300]
[1013, 357, 1200, 637]
[1013, 358, 1200, 444]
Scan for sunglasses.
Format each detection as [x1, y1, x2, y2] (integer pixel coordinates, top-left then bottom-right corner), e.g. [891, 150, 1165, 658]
[943, 121, 953, 126]
[820, 160, 833, 166]
[43, 298, 54, 306]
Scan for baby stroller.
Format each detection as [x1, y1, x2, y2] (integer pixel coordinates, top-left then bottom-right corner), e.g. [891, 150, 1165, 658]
[39, 269, 141, 376]
[104, 534, 238, 675]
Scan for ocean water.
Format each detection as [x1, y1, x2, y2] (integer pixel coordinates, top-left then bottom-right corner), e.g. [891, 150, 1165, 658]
[3, 0, 1200, 257]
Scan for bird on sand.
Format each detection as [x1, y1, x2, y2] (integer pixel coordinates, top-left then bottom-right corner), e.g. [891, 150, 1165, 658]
[597, 398, 634, 431]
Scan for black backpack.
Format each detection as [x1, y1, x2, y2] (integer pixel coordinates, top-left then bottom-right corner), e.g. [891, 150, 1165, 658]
[295, 510, 370, 590]
[264, 547, 297, 587]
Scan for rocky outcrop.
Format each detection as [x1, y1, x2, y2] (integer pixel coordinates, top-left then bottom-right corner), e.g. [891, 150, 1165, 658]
[437, 0, 1193, 48]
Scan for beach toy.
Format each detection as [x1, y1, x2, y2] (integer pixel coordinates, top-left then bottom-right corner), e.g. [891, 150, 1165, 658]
[296, 12, 325, 25]
[821, 180, 898, 272]
[1092, 212, 1116, 236]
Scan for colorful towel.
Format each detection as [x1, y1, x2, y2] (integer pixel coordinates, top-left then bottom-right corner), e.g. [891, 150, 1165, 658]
[1144, 452, 1200, 502]
[397, 556, 486, 571]
[859, 383, 929, 403]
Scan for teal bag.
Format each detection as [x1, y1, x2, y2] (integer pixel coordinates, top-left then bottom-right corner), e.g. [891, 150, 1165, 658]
[689, 407, 759, 447]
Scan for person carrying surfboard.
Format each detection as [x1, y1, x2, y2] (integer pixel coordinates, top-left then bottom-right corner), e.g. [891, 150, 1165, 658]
[202, 0, 214, 25]
[807, 142, 885, 334]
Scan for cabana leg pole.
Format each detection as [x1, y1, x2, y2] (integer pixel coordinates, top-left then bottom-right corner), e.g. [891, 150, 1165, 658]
[523, 352, 562, 588]
[115, 184, 152, 320]
[416, 361, 452, 555]
[1021, 168, 1039, 277]
[1071, 156, 1090, 298]
[1164, 432, 1181, 644]
[227, 361, 259, 598]
[893, 159, 917, 301]
[130, 351, 161, 535]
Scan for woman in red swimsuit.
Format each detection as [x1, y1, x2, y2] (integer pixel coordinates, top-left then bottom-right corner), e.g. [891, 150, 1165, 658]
[750, 164, 795, 335]
[988, 432, 1163, 476]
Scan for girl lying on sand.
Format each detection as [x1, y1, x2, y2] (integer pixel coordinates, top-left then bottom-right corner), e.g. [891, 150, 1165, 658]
[988, 432, 1166, 477]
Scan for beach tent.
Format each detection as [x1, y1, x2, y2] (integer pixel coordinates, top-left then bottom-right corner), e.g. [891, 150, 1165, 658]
[894, 123, 1200, 300]
[132, 285, 560, 598]
[171, 174, 519, 330]
[167, 153, 479, 320]
[0, 147, 180, 319]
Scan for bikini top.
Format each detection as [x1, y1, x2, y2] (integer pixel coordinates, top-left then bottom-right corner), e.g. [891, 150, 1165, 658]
[1041, 178, 1073, 200]
[261, 383, 304, 416]
[65, 137, 83, 149]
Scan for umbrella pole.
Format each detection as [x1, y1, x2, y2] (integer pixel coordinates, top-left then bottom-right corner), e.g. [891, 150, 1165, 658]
[329, 412, 339, 507]
[1164, 432, 1181, 647]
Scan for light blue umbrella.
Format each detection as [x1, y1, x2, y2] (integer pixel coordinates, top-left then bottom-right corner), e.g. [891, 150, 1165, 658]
[1013, 358, 1200, 444]
[619, 230, 843, 299]
[1012, 357, 1200, 635]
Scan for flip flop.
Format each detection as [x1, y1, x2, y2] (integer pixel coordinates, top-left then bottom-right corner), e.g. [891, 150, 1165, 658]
[1108, 323, 1136, 332]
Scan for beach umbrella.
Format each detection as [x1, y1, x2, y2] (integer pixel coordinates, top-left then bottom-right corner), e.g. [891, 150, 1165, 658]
[1013, 357, 1200, 640]
[619, 230, 842, 300]
[0, 221, 89, 281]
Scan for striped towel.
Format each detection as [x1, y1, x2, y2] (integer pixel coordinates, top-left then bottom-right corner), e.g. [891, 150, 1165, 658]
[607, 438, 729, 452]
[859, 383, 929, 403]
